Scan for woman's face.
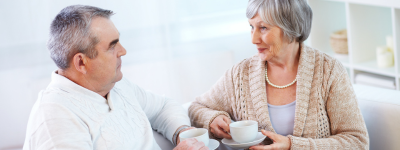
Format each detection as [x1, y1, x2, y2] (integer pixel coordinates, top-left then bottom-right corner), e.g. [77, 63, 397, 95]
[249, 13, 286, 61]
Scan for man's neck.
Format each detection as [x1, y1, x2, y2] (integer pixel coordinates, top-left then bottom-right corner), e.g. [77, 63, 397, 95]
[57, 69, 111, 99]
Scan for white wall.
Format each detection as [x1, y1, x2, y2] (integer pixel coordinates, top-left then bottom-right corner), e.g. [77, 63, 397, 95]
[0, 0, 256, 149]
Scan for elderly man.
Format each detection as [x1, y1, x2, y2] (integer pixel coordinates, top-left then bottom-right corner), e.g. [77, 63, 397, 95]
[23, 5, 207, 150]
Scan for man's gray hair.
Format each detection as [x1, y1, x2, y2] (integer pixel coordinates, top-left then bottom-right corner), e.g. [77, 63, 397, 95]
[48, 5, 114, 69]
[246, 0, 312, 43]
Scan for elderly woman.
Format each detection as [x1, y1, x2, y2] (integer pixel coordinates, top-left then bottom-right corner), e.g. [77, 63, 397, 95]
[189, 0, 369, 149]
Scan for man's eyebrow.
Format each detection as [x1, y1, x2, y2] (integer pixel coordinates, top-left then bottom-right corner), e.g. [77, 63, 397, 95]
[108, 39, 119, 49]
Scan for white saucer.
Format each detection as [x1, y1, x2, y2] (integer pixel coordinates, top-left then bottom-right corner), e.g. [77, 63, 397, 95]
[207, 139, 220, 150]
[221, 132, 266, 149]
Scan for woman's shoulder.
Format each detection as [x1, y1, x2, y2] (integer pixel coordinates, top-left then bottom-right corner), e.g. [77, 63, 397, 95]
[306, 45, 348, 80]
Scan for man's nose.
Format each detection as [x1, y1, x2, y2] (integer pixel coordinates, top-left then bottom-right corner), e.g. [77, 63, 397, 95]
[118, 44, 127, 57]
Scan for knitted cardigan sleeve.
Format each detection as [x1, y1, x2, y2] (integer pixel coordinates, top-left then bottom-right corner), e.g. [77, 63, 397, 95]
[288, 60, 369, 150]
[188, 61, 243, 138]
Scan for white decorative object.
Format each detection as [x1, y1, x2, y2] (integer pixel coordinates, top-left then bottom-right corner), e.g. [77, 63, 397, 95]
[376, 46, 394, 68]
[386, 35, 394, 50]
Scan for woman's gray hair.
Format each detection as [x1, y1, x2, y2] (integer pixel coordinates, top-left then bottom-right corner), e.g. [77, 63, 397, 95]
[48, 5, 114, 69]
[246, 0, 312, 43]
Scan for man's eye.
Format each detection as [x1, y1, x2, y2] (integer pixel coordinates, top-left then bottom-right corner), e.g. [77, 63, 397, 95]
[110, 44, 117, 50]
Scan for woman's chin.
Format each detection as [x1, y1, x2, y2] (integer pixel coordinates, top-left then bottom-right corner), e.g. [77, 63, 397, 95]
[258, 53, 271, 62]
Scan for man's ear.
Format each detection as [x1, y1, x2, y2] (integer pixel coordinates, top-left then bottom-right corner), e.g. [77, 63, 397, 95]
[72, 53, 88, 74]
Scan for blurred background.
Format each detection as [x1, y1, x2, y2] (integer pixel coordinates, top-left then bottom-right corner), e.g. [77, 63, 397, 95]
[0, 0, 256, 149]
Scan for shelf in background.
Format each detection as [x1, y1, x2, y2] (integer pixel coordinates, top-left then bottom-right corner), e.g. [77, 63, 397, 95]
[348, 3, 393, 64]
[353, 60, 396, 77]
[327, 0, 400, 9]
[394, 8, 400, 76]
[309, 0, 400, 90]
[308, 0, 346, 55]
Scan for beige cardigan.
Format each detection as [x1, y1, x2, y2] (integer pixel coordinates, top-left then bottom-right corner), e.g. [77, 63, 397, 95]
[188, 45, 369, 149]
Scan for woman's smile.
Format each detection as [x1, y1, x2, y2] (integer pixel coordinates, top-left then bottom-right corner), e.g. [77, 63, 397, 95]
[257, 48, 267, 53]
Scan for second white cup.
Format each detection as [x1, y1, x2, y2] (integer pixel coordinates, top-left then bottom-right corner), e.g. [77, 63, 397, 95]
[229, 120, 258, 143]
[179, 128, 209, 146]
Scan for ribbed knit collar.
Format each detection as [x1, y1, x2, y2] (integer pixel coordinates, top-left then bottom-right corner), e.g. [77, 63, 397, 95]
[248, 44, 315, 137]
[48, 71, 116, 110]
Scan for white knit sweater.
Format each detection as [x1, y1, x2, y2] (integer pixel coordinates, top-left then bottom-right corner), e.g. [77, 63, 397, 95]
[23, 71, 190, 150]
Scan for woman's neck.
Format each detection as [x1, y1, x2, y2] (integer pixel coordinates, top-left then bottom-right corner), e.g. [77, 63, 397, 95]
[267, 42, 301, 72]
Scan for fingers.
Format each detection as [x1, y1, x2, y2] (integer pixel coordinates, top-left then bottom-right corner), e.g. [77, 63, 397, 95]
[252, 130, 291, 150]
[261, 129, 276, 141]
[210, 115, 232, 139]
[183, 138, 198, 145]
[175, 138, 197, 150]
[176, 138, 209, 150]
[218, 117, 231, 134]
[217, 119, 230, 134]
[249, 144, 274, 150]
[214, 126, 232, 139]
[189, 140, 207, 150]
[222, 116, 231, 126]
[199, 146, 209, 150]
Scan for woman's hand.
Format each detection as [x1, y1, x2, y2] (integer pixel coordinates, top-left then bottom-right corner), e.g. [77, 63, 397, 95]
[249, 129, 291, 150]
[174, 138, 209, 150]
[210, 115, 232, 139]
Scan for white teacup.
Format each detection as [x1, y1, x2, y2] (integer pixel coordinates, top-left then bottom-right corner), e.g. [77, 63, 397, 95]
[179, 128, 209, 146]
[229, 120, 258, 143]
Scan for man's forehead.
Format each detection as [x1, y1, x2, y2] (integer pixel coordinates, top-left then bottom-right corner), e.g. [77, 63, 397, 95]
[90, 17, 119, 39]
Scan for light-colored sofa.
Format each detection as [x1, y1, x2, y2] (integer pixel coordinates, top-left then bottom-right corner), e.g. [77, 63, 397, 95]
[154, 84, 400, 150]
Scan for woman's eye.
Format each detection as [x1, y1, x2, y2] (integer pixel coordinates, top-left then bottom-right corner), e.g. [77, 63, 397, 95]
[261, 27, 267, 30]
[250, 25, 254, 30]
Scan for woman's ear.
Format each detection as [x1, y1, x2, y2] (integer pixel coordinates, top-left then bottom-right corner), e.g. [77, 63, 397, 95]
[72, 53, 88, 74]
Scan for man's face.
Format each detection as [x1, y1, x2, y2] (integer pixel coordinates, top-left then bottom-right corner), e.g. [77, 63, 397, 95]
[85, 17, 126, 91]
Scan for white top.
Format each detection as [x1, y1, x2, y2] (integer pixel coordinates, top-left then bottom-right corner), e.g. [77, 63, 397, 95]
[23, 71, 190, 150]
[267, 101, 296, 136]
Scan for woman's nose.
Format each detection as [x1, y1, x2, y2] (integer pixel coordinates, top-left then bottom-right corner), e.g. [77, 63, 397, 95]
[251, 31, 261, 45]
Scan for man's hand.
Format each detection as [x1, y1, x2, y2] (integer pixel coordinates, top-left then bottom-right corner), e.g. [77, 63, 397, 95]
[249, 129, 291, 150]
[210, 115, 232, 139]
[173, 138, 209, 150]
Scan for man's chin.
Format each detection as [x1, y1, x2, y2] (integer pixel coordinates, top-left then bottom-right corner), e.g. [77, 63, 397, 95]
[116, 73, 123, 82]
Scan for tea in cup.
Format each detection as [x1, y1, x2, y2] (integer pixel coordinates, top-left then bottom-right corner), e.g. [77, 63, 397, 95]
[179, 128, 209, 146]
[229, 120, 258, 143]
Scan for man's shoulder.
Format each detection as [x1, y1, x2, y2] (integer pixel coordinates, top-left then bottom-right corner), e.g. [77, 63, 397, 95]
[34, 88, 86, 116]
[114, 77, 138, 92]
[112, 77, 144, 100]
[39, 87, 74, 104]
